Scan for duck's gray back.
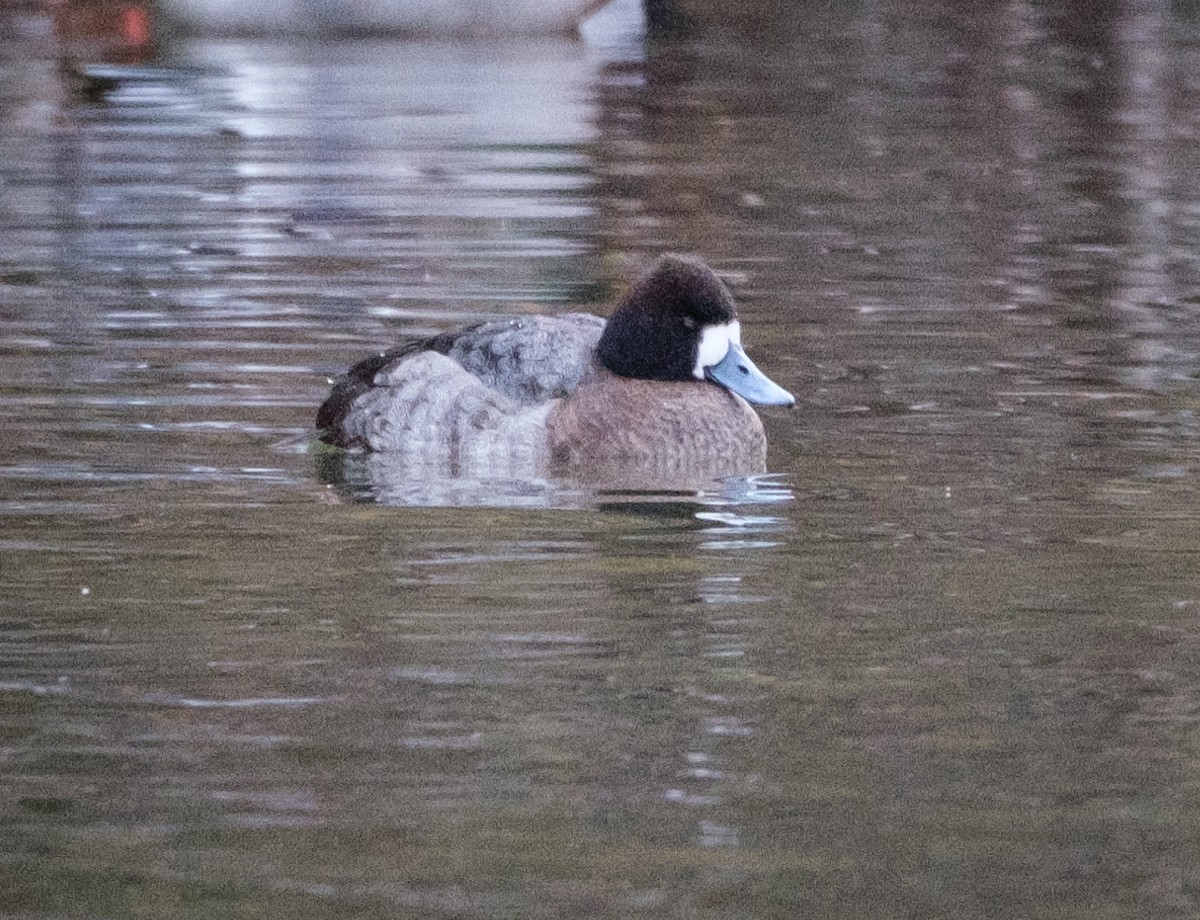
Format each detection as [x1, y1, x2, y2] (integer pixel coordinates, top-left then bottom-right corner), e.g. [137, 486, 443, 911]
[440, 312, 604, 406]
[316, 313, 605, 468]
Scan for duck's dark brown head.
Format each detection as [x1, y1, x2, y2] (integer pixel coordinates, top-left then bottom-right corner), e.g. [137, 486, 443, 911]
[596, 255, 794, 406]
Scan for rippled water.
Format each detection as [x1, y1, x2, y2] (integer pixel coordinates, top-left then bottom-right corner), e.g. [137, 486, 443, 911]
[4, 1, 1200, 917]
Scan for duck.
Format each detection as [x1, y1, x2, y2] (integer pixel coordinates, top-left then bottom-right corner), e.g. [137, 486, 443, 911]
[315, 255, 794, 487]
[155, 0, 614, 37]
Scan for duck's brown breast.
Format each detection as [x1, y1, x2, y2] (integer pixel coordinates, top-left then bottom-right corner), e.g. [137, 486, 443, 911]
[546, 367, 767, 486]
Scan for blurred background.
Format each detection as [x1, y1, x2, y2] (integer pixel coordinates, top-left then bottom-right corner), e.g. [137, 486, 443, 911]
[3, 1, 1200, 918]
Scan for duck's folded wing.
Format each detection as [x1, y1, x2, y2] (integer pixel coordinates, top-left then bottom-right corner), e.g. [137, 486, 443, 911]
[319, 351, 553, 474]
[317, 313, 603, 437]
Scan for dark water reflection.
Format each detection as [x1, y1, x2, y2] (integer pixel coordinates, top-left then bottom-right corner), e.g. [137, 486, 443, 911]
[4, 1, 1200, 917]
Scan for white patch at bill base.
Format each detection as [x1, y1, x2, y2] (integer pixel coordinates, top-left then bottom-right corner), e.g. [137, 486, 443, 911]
[693, 321, 742, 379]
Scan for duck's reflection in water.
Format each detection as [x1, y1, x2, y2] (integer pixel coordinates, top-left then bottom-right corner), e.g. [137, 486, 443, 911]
[316, 447, 793, 514]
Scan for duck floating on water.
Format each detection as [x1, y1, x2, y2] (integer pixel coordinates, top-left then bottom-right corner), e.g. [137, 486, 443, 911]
[316, 255, 794, 488]
[156, 0, 614, 37]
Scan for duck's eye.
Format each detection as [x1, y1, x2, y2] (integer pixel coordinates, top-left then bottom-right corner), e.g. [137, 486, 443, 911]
[681, 316, 698, 330]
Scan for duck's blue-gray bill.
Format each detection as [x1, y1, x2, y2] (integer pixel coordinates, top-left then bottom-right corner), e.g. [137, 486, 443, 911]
[705, 343, 795, 407]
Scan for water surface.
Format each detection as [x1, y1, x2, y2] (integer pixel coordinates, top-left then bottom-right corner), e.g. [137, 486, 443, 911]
[3, 1, 1200, 917]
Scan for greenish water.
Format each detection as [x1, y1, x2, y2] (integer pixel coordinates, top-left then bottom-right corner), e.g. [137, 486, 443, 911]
[3, 1, 1200, 917]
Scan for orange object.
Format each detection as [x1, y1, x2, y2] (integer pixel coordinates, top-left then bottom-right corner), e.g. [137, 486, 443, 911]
[119, 5, 151, 45]
[46, 0, 155, 61]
